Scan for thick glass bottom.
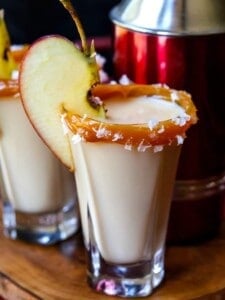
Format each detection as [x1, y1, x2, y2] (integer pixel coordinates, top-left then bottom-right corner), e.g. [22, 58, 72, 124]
[86, 245, 165, 298]
[2, 200, 80, 245]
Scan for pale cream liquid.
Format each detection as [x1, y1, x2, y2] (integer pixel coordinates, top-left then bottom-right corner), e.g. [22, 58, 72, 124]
[0, 96, 76, 213]
[70, 95, 183, 263]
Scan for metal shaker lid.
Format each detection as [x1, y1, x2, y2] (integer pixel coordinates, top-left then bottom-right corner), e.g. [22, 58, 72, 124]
[110, 0, 225, 36]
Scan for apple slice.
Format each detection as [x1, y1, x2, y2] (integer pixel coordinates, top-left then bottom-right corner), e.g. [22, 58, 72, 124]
[20, 35, 105, 170]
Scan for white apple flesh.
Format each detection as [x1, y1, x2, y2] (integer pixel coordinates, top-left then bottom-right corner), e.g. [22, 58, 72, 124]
[19, 35, 104, 170]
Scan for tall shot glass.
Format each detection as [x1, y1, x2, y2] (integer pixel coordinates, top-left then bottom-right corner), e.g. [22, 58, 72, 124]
[63, 84, 197, 297]
[0, 48, 80, 245]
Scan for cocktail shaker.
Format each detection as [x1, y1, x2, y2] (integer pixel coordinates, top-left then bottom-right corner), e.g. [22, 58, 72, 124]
[110, 0, 225, 244]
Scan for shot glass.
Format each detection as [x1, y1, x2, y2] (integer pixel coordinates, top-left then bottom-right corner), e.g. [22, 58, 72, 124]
[0, 50, 80, 245]
[63, 83, 197, 297]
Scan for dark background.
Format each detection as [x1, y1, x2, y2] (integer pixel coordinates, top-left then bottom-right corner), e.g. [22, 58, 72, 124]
[0, 0, 120, 44]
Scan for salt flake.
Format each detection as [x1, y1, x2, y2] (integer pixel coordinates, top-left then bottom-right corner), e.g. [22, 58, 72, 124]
[112, 132, 123, 141]
[176, 135, 184, 145]
[71, 134, 82, 144]
[148, 119, 159, 130]
[153, 145, 164, 152]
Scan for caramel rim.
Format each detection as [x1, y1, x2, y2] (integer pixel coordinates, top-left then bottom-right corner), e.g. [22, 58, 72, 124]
[64, 84, 198, 147]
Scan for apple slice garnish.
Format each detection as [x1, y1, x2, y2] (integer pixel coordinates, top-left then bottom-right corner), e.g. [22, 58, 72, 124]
[19, 1, 105, 171]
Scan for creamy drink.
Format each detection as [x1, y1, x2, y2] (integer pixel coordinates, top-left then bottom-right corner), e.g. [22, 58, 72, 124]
[0, 46, 80, 244]
[0, 96, 75, 213]
[71, 129, 181, 263]
[70, 95, 184, 261]
[63, 83, 197, 296]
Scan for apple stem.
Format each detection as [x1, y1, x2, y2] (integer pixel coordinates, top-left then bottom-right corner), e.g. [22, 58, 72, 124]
[59, 0, 89, 55]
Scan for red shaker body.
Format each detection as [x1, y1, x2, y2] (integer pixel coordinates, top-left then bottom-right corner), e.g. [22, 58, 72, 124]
[113, 26, 225, 244]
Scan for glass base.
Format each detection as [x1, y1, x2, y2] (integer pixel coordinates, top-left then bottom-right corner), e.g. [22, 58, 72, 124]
[86, 245, 165, 298]
[2, 201, 80, 245]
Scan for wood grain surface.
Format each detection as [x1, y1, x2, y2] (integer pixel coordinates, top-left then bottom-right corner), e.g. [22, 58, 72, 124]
[0, 207, 225, 300]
